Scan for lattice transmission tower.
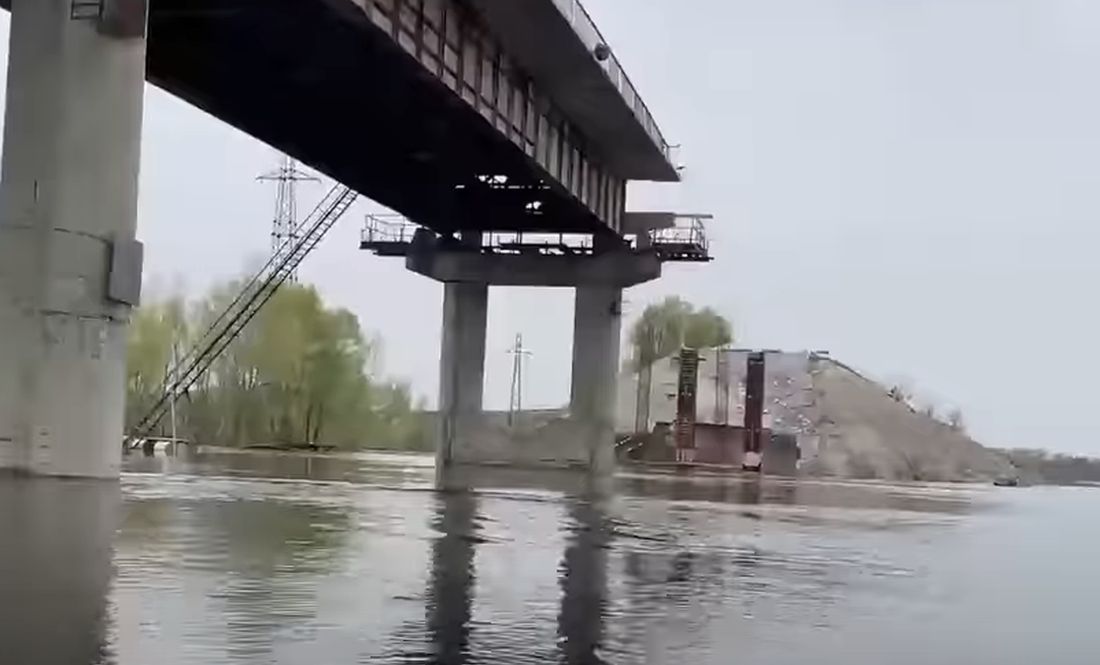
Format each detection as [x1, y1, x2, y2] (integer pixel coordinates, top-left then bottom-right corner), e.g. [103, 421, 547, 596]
[258, 154, 319, 283]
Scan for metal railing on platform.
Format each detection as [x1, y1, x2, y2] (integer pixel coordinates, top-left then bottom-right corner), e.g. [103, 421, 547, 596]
[361, 215, 598, 255]
[648, 214, 712, 254]
[361, 213, 419, 245]
[550, 0, 676, 166]
[484, 231, 595, 255]
[361, 212, 712, 260]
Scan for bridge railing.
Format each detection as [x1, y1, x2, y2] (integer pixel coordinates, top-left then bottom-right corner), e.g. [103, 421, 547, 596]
[481, 231, 594, 253]
[362, 216, 598, 254]
[361, 212, 712, 260]
[648, 214, 712, 254]
[362, 213, 419, 244]
[550, 0, 677, 167]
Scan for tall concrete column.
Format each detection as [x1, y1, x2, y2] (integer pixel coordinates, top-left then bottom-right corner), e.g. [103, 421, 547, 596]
[0, 1, 147, 477]
[437, 282, 489, 467]
[569, 285, 623, 473]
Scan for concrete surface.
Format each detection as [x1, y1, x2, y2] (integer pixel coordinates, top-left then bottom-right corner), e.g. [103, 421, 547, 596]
[436, 282, 489, 466]
[434, 285, 624, 474]
[445, 417, 615, 470]
[0, 0, 146, 478]
[421, 409, 609, 470]
[568, 285, 624, 473]
[407, 241, 662, 287]
[423, 234, 651, 474]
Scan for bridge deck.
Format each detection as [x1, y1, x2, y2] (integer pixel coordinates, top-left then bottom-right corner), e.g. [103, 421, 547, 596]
[466, 0, 677, 181]
[1, 0, 675, 238]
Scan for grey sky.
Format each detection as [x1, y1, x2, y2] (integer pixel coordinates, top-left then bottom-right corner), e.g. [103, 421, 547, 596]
[2, 0, 1097, 454]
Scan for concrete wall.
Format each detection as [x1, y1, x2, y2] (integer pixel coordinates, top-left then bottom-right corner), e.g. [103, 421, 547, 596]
[424, 408, 613, 470]
[623, 423, 799, 475]
[694, 424, 743, 467]
[617, 349, 821, 459]
[423, 408, 567, 433]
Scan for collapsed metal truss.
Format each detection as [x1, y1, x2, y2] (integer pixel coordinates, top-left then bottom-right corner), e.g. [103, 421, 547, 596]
[126, 183, 358, 448]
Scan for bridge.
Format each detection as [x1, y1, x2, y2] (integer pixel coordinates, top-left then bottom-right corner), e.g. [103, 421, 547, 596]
[0, 0, 710, 479]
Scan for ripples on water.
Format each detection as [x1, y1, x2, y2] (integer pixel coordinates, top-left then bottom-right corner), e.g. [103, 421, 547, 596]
[2, 449, 1100, 664]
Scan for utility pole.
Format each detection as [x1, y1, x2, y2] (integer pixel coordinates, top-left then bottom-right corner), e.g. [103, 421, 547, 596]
[507, 333, 532, 427]
[169, 340, 178, 447]
[257, 154, 319, 283]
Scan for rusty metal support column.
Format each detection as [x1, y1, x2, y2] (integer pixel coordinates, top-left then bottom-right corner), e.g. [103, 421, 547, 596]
[743, 351, 766, 471]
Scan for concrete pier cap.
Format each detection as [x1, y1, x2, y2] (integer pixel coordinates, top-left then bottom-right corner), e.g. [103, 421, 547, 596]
[406, 229, 663, 288]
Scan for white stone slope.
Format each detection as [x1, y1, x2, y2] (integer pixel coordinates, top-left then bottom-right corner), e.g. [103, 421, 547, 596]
[804, 359, 1016, 482]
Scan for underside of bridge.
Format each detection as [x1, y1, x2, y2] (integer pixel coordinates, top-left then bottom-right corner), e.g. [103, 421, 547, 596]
[144, 0, 614, 236]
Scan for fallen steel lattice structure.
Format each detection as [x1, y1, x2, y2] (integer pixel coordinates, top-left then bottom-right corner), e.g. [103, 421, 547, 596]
[125, 183, 358, 449]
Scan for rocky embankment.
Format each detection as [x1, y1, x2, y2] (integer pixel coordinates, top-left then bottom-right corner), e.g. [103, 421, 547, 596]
[803, 359, 1017, 482]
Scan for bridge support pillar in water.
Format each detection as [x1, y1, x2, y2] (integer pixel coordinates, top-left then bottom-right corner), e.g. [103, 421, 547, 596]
[437, 282, 489, 467]
[413, 233, 656, 474]
[569, 285, 623, 475]
[0, 0, 147, 478]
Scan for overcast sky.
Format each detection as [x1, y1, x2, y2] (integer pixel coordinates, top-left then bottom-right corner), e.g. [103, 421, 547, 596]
[2, 0, 1097, 454]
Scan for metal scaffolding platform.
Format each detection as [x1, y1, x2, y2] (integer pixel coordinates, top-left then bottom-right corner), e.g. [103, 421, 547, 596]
[360, 213, 712, 262]
[649, 214, 712, 263]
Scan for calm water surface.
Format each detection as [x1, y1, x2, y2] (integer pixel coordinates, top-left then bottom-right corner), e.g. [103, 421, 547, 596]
[2, 449, 1099, 664]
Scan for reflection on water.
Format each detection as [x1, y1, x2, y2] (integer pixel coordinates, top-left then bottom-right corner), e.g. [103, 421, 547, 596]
[0, 478, 118, 665]
[2, 450, 1100, 664]
[424, 486, 477, 665]
[560, 493, 612, 665]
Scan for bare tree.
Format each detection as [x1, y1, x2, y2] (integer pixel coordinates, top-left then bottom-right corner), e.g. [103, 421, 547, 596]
[947, 408, 966, 433]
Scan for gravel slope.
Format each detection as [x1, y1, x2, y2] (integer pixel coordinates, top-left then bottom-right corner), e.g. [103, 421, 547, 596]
[804, 359, 1017, 482]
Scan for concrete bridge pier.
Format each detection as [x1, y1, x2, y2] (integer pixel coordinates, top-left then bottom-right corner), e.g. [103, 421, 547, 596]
[415, 235, 657, 475]
[0, 0, 147, 478]
[436, 282, 489, 467]
[569, 285, 624, 475]
[437, 283, 625, 475]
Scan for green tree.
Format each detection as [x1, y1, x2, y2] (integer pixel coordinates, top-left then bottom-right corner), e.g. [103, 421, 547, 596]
[628, 296, 693, 371]
[683, 306, 734, 351]
[627, 296, 733, 371]
[125, 279, 423, 450]
[125, 296, 188, 431]
[624, 297, 733, 433]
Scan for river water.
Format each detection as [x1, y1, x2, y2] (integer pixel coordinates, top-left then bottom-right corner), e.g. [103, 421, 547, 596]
[1, 449, 1099, 665]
